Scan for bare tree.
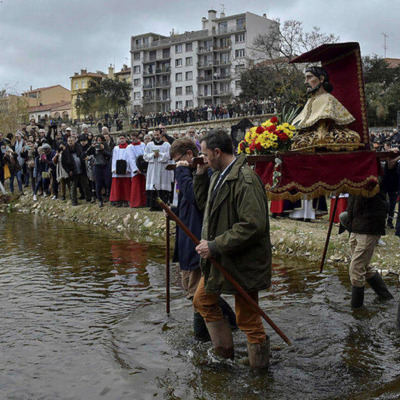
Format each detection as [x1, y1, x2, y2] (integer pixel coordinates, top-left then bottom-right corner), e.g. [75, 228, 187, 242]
[242, 20, 340, 108]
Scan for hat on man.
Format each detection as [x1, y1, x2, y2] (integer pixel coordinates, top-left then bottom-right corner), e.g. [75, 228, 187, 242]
[66, 127, 72, 131]
[78, 134, 88, 142]
[42, 143, 51, 150]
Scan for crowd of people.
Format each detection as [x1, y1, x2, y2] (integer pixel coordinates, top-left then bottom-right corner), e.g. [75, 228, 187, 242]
[130, 99, 276, 128]
[0, 120, 206, 210]
[370, 128, 400, 151]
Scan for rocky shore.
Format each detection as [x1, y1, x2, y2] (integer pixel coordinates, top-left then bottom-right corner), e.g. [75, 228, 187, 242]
[2, 192, 400, 276]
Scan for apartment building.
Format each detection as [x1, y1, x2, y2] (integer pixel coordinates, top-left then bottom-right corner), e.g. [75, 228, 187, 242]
[130, 10, 277, 112]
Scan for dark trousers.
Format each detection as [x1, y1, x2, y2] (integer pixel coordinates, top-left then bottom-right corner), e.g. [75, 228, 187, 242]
[0, 165, 4, 185]
[388, 191, 398, 225]
[70, 174, 91, 203]
[34, 176, 50, 195]
[93, 165, 112, 201]
[27, 168, 35, 192]
[10, 170, 23, 193]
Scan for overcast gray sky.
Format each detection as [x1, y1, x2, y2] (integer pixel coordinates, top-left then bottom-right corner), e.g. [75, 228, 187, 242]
[1, 0, 398, 94]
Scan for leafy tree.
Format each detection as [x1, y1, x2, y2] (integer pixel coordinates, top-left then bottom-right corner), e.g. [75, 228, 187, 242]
[239, 20, 339, 108]
[79, 78, 132, 119]
[363, 56, 400, 126]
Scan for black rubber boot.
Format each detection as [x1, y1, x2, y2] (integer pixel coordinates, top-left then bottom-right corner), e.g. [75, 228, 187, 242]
[218, 297, 238, 330]
[351, 286, 365, 308]
[366, 272, 394, 301]
[193, 312, 211, 342]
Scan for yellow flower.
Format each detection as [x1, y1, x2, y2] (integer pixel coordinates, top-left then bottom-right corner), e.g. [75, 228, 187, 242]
[245, 147, 250, 154]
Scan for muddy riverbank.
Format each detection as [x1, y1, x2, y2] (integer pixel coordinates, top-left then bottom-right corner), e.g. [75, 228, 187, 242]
[4, 191, 400, 275]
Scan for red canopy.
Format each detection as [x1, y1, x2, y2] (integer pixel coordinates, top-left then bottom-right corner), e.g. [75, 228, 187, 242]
[290, 42, 369, 148]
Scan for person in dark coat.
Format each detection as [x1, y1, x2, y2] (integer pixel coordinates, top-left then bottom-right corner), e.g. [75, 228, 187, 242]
[193, 130, 272, 368]
[170, 138, 236, 342]
[346, 160, 396, 308]
[61, 136, 91, 206]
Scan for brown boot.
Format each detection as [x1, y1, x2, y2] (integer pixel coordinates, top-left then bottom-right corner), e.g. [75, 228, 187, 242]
[205, 317, 234, 360]
[247, 336, 270, 369]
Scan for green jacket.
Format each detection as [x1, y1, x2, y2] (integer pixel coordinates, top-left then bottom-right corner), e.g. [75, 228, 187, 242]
[193, 155, 272, 294]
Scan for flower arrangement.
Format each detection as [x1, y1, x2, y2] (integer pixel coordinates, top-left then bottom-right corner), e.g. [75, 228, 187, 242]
[237, 116, 296, 155]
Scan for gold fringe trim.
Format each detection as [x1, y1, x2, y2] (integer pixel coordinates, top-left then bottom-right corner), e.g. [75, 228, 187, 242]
[265, 177, 380, 202]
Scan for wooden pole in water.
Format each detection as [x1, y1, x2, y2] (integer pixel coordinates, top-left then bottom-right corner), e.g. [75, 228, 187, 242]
[165, 215, 171, 315]
[319, 196, 339, 273]
[156, 197, 292, 346]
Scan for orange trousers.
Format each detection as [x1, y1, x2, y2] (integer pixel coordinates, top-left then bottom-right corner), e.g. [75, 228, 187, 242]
[193, 276, 266, 344]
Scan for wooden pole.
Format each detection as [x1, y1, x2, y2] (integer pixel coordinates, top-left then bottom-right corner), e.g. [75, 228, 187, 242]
[165, 215, 171, 315]
[319, 196, 339, 273]
[156, 197, 292, 346]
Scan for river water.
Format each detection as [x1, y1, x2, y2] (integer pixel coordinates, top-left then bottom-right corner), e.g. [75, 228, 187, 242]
[1, 213, 400, 400]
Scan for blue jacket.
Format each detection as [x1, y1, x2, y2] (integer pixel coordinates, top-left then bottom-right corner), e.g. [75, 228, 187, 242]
[173, 166, 203, 270]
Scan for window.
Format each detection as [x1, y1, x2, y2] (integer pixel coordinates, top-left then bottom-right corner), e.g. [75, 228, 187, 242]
[133, 52, 140, 60]
[81, 81, 85, 89]
[175, 58, 182, 67]
[133, 65, 141, 74]
[218, 21, 227, 34]
[186, 43, 193, 52]
[235, 81, 241, 90]
[235, 64, 245, 73]
[175, 72, 182, 82]
[235, 33, 245, 43]
[75, 83, 78, 90]
[236, 18, 245, 29]
[134, 92, 141, 100]
[134, 78, 140, 86]
[185, 57, 193, 66]
[176, 87, 183, 95]
[185, 71, 193, 80]
[149, 50, 156, 61]
[175, 101, 183, 109]
[176, 44, 183, 53]
[162, 49, 170, 58]
[185, 86, 193, 95]
[235, 49, 245, 58]
[143, 37, 149, 46]
[135, 39, 141, 46]
[185, 100, 193, 108]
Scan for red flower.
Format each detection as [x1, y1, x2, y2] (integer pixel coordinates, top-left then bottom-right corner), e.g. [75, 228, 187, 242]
[278, 133, 289, 142]
[240, 142, 245, 150]
[256, 126, 264, 134]
[269, 125, 277, 133]
[255, 142, 262, 151]
[270, 116, 278, 124]
[249, 141, 256, 152]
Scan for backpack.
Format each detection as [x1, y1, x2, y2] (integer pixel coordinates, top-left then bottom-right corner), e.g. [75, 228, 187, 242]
[136, 154, 148, 174]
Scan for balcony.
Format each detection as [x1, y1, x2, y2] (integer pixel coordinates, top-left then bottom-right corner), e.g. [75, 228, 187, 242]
[213, 90, 232, 96]
[197, 61, 213, 68]
[213, 74, 232, 81]
[156, 67, 171, 74]
[197, 47, 213, 54]
[156, 96, 171, 102]
[142, 83, 155, 90]
[197, 93, 213, 98]
[155, 81, 171, 88]
[143, 70, 156, 76]
[213, 25, 246, 36]
[214, 45, 231, 52]
[197, 76, 213, 83]
[213, 60, 232, 66]
[143, 56, 157, 64]
[143, 96, 155, 103]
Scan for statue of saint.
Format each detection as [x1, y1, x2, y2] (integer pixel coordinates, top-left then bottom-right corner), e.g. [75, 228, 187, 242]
[292, 66, 362, 152]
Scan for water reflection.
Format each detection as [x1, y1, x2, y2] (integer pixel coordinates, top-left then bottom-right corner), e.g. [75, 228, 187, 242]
[1, 213, 400, 399]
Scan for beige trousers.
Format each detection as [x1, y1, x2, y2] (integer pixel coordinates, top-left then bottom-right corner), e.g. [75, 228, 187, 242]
[349, 233, 380, 287]
[181, 267, 202, 300]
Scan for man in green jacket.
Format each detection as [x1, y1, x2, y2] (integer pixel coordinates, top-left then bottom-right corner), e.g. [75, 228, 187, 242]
[193, 129, 272, 368]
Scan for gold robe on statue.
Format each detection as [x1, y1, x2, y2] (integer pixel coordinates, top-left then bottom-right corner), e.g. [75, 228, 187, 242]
[292, 92, 362, 152]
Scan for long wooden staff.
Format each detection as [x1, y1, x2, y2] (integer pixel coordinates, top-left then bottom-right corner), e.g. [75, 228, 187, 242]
[156, 197, 292, 346]
[165, 215, 171, 315]
[319, 196, 339, 273]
